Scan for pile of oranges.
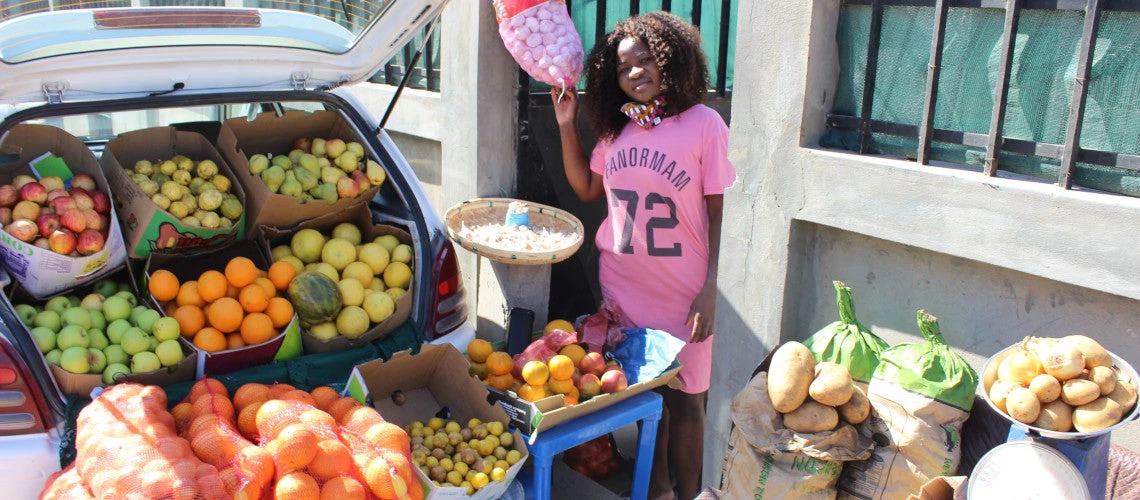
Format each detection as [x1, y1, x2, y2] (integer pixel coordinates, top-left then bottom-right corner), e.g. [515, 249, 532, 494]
[147, 256, 298, 353]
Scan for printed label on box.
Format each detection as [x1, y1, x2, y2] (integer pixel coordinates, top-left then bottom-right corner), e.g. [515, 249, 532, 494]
[485, 388, 542, 433]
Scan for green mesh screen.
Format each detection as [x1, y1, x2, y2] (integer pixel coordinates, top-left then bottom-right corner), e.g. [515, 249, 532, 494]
[822, 5, 1140, 197]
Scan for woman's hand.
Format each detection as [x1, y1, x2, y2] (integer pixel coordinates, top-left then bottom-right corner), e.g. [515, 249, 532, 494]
[686, 282, 717, 343]
[551, 87, 579, 129]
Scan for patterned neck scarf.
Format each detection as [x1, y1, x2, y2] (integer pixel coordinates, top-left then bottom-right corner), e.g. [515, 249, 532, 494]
[621, 97, 667, 129]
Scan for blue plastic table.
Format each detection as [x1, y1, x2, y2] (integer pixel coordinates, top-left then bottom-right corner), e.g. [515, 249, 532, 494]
[519, 390, 663, 500]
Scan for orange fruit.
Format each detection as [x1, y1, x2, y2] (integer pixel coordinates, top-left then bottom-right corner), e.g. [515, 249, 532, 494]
[225, 283, 240, 300]
[197, 270, 228, 303]
[149, 269, 180, 302]
[176, 280, 204, 307]
[521, 360, 550, 386]
[326, 397, 362, 423]
[544, 319, 576, 334]
[207, 297, 244, 333]
[275, 471, 320, 500]
[162, 300, 178, 317]
[341, 406, 385, 434]
[517, 383, 550, 402]
[265, 297, 295, 329]
[548, 355, 574, 381]
[267, 383, 297, 399]
[236, 401, 264, 441]
[193, 327, 227, 353]
[320, 476, 366, 500]
[307, 439, 354, 480]
[548, 377, 575, 395]
[268, 261, 297, 291]
[486, 351, 513, 376]
[235, 445, 275, 490]
[309, 386, 340, 411]
[467, 339, 493, 363]
[226, 333, 246, 350]
[252, 277, 277, 299]
[363, 422, 411, 455]
[364, 453, 411, 500]
[225, 256, 259, 288]
[191, 393, 236, 423]
[188, 378, 229, 403]
[171, 401, 194, 433]
[272, 424, 319, 472]
[563, 386, 580, 406]
[278, 389, 318, 407]
[484, 373, 516, 391]
[238, 284, 269, 313]
[173, 305, 206, 337]
[232, 383, 270, 410]
[559, 343, 587, 367]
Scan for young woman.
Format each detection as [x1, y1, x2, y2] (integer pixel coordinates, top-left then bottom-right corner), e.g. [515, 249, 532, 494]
[550, 11, 736, 499]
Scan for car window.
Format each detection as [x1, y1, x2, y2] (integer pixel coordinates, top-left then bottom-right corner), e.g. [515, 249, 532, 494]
[23, 107, 220, 143]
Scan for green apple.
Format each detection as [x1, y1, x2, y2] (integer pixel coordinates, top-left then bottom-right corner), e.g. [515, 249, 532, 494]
[130, 351, 161, 374]
[93, 279, 118, 298]
[32, 310, 61, 333]
[44, 349, 62, 366]
[44, 296, 71, 315]
[30, 326, 56, 353]
[152, 317, 181, 341]
[149, 336, 159, 351]
[88, 310, 106, 331]
[87, 329, 109, 350]
[134, 309, 161, 335]
[66, 295, 80, 308]
[129, 305, 149, 325]
[155, 339, 184, 367]
[56, 325, 90, 350]
[79, 293, 104, 311]
[102, 296, 132, 322]
[61, 307, 92, 330]
[15, 304, 37, 325]
[103, 344, 128, 366]
[59, 346, 90, 374]
[113, 290, 138, 307]
[86, 348, 107, 374]
[120, 328, 150, 356]
[118, 282, 134, 295]
[106, 319, 131, 344]
[102, 363, 131, 385]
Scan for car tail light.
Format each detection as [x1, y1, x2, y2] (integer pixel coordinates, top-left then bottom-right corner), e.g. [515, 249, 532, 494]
[427, 241, 466, 340]
[0, 338, 50, 436]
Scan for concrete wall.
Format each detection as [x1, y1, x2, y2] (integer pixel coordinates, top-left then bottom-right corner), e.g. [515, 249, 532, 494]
[708, 0, 1140, 488]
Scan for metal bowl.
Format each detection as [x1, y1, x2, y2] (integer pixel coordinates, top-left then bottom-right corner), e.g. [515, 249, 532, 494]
[979, 342, 1140, 439]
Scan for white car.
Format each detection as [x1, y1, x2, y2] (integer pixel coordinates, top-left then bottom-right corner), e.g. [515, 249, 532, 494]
[0, 1, 471, 498]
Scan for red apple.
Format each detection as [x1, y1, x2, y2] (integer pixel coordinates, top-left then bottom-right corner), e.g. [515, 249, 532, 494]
[12, 200, 41, 221]
[60, 208, 86, 233]
[48, 228, 77, 255]
[90, 191, 111, 214]
[577, 373, 602, 399]
[336, 176, 361, 199]
[70, 174, 97, 192]
[70, 190, 94, 211]
[76, 229, 104, 256]
[578, 352, 606, 377]
[81, 209, 103, 232]
[40, 176, 65, 192]
[0, 185, 18, 208]
[33, 238, 50, 250]
[600, 369, 628, 394]
[292, 137, 312, 153]
[12, 175, 36, 189]
[7, 220, 39, 242]
[35, 213, 61, 238]
[18, 182, 46, 204]
[50, 196, 76, 214]
[0, 207, 12, 225]
[46, 189, 69, 202]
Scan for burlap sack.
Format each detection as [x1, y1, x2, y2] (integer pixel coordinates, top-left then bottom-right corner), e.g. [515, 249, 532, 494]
[721, 371, 874, 499]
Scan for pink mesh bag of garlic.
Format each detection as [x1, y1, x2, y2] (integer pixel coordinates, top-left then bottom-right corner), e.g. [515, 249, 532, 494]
[493, 0, 585, 90]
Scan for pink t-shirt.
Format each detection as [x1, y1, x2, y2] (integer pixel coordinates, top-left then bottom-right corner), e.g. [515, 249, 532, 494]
[589, 104, 736, 393]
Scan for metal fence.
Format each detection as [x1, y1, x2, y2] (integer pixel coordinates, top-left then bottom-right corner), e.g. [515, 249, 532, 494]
[825, 0, 1140, 196]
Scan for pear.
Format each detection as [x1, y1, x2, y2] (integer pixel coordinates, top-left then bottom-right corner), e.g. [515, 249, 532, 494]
[318, 157, 332, 170]
[248, 154, 270, 175]
[295, 166, 319, 191]
[321, 165, 346, 185]
[262, 165, 286, 193]
[325, 138, 347, 158]
[346, 142, 365, 159]
[299, 154, 321, 175]
[311, 138, 327, 157]
[188, 177, 208, 195]
[280, 177, 304, 198]
[310, 183, 338, 203]
[366, 160, 387, 186]
[335, 152, 359, 173]
[288, 149, 305, 166]
[271, 155, 293, 170]
[220, 198, 243, 221]
[336, 176, 361, 199]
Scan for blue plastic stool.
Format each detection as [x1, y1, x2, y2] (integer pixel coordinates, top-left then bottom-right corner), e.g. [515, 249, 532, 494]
[520, 390, 663, 500]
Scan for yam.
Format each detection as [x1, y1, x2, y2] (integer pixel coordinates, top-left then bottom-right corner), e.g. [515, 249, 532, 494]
[782, 400, 839, 434]
[1072, 397, 1123, 433]
[1108, 379, 1137, 413]
[988, 380, 1018, 412]
[1062, 335, 1113, 369]
[1005, 387, 1041, 424]
[1028, 374, 1061, 403]
[1033, 399, 1074, 433]
[809, 362, 854, 407]
[1087, 365, 1117, 396]
[1060, 379, 1101, 407]
[766, 342, 816, 413]
[839, 385, 871, 424]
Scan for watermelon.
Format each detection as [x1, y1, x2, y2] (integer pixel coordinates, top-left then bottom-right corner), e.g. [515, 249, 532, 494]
[287, 271, 342, 325]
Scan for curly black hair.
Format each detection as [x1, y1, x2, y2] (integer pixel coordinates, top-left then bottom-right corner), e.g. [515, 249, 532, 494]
[583, 11, 710, 141]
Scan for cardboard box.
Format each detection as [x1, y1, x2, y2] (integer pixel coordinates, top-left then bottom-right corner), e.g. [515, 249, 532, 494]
[0, 266, 196, 397]
[218, 110, 380, 230]
[144, 239, 298, 378]
[100, 127, 246, 259]
[344, 344, 529, 500]
[258, 203, 413, 354]
[0, 124, 128, 299]
[487, 363, 681, 443]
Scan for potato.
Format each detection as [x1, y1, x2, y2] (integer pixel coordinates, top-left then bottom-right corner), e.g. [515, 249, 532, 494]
[809, 362, 854, 407]
[998, 347, 1042, 386]
[1072, 397, 1123, 433]
[1006, 387, 1041, 424]
[839, 385, 870, 424]
[1087, 365, 1116, 396]
[1038, 342, 1085, 381]
[1108, 379, 1137, 412]
[983, 350, 1006, 393]
[782, 400, 839, 433]
[1063, 334, 1113, 369]
[1033, 399, 1074, 432]
[1028, 374, 1061, 403]
[1061, 379, 1101, 407]
[989, 380, 1018, 412]
[767, 342, 816, 413]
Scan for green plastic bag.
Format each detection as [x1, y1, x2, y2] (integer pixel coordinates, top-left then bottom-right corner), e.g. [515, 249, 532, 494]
[803, 281, 890, 384]
[874, 310, 978, 411]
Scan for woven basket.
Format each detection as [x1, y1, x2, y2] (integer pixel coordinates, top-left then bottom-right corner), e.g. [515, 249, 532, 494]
[445, 198, 585, 265]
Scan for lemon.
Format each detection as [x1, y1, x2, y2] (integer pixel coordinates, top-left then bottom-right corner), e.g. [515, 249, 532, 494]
[383, 262, 412, 289]
[271, 244, 293, 260]
[341, 261, 374, 287]
[320, 238, 357, 270]
[309, 262, 339, 282]
[391, 244, 413, 265]
[368, 277, 386, 292]
[290, 228, 326, 264]
[338, 279, 365, 307]
[308, 322, 339, 341]
[279, 255, 304, 274]
[386, 287, 407, 301]
[331, 222, 362, 245]
[375, 234, 400, 252]
[362, 291, 395, 323]
[336, 306, 370, 339]
[357, 243, 390, 274]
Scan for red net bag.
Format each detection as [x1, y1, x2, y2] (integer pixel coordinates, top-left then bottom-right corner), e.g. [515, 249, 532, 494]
[39, 465, 93, 500]
[493, 0, 584, 90]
